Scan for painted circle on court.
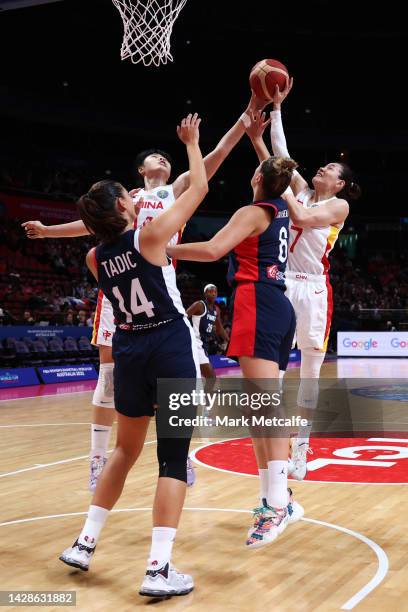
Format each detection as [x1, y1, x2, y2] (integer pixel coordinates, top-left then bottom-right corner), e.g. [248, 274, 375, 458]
[194, 437, 408, 484]
[350, 384, 408, 402]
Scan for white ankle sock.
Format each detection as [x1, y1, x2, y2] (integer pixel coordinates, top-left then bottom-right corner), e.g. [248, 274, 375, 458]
[267, 460, 288, 509]
[148, 527, 177, 567]
[258, 469, 268, 505]
[91, 424, 111, 460]
[78, 505, 109, 547]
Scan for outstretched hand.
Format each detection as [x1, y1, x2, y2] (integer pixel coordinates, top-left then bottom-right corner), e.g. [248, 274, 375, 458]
[248, 91, 271, 112]
[273, 77, 293, 109]
[244, 110, 271, 141]
[177, 113, 201, 144]
[129, 188, 144, 215]
[21, 220, 47, 239]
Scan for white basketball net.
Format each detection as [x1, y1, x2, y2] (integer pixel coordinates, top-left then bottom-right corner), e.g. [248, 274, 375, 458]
[112, 0, 188, 67]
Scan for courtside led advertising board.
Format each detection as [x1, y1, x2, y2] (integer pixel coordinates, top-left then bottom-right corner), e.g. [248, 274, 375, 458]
[337, 332, 408, 357]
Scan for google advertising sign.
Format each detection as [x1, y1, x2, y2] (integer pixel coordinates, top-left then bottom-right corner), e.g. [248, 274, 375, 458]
[338, 332, 408, 356]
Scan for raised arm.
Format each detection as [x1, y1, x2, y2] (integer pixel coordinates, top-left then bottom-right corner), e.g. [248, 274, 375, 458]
[244, 110, 271, 162]
[22, 219, 90, 239]
[283, 189, 349, 227]
[270, 79, 309, 196]
[172, 94, 268, 197]
[166, 205, 265, 262]
[139, 114, 208, 262]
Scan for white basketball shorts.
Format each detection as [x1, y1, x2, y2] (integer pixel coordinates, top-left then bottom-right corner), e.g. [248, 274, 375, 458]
[91, 290, 115, 347]
[285, 271, 333, 351]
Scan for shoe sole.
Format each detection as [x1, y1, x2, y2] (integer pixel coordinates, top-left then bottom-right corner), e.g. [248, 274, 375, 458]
[288, 456, 308, 481]
[289, 470, 307, 481]
[59, 556, 89, 572]
[139, 587, 194, 597]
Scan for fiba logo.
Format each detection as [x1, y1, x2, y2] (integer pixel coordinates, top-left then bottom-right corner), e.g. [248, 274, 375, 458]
[157, 190, 169, 199]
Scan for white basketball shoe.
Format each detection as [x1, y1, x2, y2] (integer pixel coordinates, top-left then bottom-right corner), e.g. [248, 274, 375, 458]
[288, 438, 312, 481]
[139, 562, 194, 597]
[59, 539, 96, 571]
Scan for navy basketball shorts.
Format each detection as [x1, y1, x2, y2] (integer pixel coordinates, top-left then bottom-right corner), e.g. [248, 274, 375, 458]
[112, 317, 200, 418]
[227, 281, 296, 370]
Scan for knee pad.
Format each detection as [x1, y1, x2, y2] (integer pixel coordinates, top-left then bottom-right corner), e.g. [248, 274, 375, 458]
[157, 437, 191, 483]
[297, 378, 319, 410]
[92, 363, 114, 408]
[297, 348, 325, 410]
[300, 348, 326, 379]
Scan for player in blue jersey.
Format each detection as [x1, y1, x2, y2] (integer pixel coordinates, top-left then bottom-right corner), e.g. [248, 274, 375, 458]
[186, 283, 229, 379]
[22, 94, 268, 492]
[59, 113, 208, 598]
[168, 152, 304, 549]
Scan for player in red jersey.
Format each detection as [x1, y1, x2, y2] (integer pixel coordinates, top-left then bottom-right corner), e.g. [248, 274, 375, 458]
[168, 154, 304, 549]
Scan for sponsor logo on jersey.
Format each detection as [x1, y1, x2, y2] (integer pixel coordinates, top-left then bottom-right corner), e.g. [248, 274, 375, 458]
[266, 265, 285, 281]
[157, 190, 169, 199]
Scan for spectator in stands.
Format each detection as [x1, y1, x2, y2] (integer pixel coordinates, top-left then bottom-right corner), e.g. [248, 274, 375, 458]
[87, 310, 95, 327]
[77, 310, 88, 326]
[65, 311, 76, 326]
[21, 310, 35, 325]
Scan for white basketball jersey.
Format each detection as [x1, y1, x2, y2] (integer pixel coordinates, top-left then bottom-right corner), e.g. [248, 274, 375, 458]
[287, 188, 343, 276]
[133, 184, 182, 246]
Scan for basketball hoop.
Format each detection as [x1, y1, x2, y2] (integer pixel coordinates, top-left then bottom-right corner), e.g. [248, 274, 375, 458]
[112, 0, 188, 67]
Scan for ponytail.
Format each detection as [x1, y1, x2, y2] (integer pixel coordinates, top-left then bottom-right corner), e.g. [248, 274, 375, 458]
[77, 180, 128, 243]
[338, 164, 362, 201]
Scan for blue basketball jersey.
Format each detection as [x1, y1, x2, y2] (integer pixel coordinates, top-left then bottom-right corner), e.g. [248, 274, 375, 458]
[227, 198, 289, 287]
[95, 229, 185, 331]
[191, 300, 217, 350]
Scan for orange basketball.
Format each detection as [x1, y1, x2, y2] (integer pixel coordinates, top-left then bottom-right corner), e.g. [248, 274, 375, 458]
[249, 59, 289, 101]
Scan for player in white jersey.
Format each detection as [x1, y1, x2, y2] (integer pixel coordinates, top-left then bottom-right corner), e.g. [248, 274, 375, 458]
[22, 93, 268, 490]
[244, 85, 361, 479]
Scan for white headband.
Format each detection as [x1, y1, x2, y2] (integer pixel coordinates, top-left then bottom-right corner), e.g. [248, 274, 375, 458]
[204, 284, 216, 293]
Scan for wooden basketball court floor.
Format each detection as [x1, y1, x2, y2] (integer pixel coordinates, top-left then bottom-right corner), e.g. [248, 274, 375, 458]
[1, 358, 407, 612]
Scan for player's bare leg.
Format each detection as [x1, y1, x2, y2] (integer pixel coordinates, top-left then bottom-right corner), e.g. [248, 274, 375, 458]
[239, 357, 303, 548]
